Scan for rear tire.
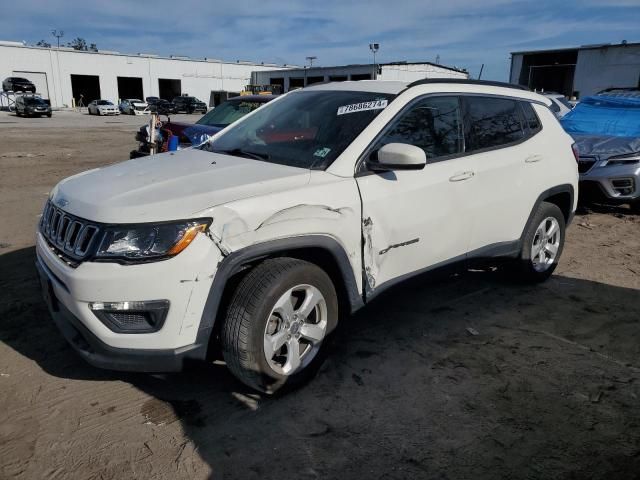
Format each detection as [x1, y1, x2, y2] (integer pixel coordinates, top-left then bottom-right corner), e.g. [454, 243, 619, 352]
[510, 201, 565, 283]
[221, 258, 338, 394]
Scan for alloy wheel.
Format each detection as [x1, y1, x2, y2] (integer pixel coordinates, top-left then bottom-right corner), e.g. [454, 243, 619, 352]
[263, 284, 328, 376]
[531, 216, 561, 272]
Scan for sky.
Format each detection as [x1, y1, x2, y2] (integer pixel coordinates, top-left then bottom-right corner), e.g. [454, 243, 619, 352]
[1, 0, 639, 80]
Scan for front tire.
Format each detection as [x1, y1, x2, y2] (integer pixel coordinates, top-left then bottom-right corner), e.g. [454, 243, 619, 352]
[221, 258, 338, 394]
[511, 201, 565, 283]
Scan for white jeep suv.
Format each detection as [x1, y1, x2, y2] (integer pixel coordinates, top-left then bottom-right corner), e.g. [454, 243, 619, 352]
[36, 80, 578, 393]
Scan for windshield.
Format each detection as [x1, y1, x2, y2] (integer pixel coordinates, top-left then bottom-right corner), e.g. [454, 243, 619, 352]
[25, 98, 46, 105]
[208, 90, 395, 169]
[197, 100, 266, 127]
[97, 100, 112, 105]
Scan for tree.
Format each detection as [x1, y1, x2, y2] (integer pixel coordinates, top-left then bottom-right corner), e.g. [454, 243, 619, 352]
[67, 37, 88, 51]
[36, 40, 51, 47]
[65, 38, 99, 51]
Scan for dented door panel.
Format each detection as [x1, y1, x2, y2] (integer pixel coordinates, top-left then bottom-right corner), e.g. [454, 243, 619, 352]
[357, 158, 475, 293]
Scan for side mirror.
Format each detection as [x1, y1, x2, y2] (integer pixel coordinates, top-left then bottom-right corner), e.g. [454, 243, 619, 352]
[368, 143, 427, 171]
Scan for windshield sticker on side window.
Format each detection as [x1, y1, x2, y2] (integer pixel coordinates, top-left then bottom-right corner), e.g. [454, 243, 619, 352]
[313, 147, 331, 158]
[337, 99, 388, 116]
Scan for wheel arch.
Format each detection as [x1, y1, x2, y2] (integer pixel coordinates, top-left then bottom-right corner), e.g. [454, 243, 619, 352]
[522, 184, 575, 239]
[196, 235, 363, 357]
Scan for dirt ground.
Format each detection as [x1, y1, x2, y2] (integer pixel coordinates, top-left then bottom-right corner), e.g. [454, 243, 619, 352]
[1, 112, 639, 480]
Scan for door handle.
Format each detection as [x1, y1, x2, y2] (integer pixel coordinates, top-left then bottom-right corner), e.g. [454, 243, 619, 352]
[449, 171, 475, 182]
[525, 154, 543, 163]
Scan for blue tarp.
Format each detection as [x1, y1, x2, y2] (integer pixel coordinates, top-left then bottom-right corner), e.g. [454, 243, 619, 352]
[561, 95, 640, 137]
[183, 124, 223, 147]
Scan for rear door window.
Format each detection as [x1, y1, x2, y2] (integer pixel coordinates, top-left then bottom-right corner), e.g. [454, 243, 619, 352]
[462, 96, 525, 152]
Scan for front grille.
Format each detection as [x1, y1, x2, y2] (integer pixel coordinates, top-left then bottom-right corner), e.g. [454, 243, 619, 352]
[40, 201, 101, 265]
[578, 156, 596, 174]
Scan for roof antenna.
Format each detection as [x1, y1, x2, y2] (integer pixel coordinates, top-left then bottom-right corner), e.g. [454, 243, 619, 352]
[478, 64, 485, 80]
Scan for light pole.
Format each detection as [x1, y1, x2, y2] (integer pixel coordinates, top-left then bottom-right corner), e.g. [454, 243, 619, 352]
[369, 43, 379, 79]
[51, 30, 64, 108]
[51, 29, 64, 48]
[306, 56, 317, 67]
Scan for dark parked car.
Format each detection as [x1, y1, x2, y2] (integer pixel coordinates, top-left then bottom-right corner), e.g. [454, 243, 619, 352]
[15, 96, 52, 117]
[172, 96, 208, 114]
[3, 77, 36, 93]
[131, 95, 275, 158]
[150, 99, 177, 115]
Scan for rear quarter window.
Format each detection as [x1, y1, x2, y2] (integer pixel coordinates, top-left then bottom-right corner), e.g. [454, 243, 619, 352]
[462, 96, 525, 152]
[520, 101, 542, 133]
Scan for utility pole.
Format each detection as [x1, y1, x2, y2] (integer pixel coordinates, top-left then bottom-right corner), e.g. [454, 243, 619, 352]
[306, 56, 317, 67]
[369, 43, 379, 79]
[51, 30, 64, 48]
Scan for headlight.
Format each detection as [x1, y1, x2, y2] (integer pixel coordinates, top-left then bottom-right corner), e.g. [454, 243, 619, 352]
[96, 219, 210, 261]
[604, 153, 640, 166]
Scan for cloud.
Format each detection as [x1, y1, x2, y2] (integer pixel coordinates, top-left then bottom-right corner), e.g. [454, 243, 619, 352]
[1, 0, 638, 80]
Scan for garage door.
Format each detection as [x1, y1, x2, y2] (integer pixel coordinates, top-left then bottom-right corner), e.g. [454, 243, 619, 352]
[13, 71, 49, 99]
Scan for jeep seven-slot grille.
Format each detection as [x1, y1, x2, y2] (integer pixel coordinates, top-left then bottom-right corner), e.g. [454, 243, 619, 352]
[40, 201, 101, 266]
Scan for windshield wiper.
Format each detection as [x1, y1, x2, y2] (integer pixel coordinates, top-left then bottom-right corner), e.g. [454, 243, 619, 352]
[212, 148, 270, 161]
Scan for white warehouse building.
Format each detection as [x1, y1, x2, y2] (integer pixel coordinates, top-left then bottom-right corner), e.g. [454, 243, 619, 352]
[0, 40, 290, 108]
[251, 61, 468, 93]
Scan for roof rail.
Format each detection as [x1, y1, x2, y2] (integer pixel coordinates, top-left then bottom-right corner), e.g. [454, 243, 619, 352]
[406, 78, 530, 91]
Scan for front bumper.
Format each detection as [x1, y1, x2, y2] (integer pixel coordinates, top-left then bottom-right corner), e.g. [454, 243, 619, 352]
[35, 230, 222, 371]
[27, 109, 51, 115]
[579, 162, 640, 202]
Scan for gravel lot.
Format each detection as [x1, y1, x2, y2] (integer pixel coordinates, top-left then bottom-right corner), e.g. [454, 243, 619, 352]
[1, 110, 639, 480]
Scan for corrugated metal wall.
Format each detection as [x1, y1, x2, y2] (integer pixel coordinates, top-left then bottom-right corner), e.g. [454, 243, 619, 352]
[574, 45, 640, 97]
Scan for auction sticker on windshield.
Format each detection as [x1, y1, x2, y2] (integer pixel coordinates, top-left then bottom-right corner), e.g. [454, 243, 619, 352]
[337, 99, 388, 116]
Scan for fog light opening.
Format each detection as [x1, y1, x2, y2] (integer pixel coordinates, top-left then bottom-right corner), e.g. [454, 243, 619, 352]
[89, 300, 169, 333]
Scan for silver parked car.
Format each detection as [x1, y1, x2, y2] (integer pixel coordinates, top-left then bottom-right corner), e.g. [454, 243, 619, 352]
[561, 91, 640, 212]
[118, 98, 149, 115]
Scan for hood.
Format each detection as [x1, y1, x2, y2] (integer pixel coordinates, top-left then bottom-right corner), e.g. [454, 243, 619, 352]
[51, 148, 310, 223]
[572, 134, 640, 159]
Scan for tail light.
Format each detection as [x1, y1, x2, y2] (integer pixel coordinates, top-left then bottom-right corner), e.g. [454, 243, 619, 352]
[571, 143, 580, 163]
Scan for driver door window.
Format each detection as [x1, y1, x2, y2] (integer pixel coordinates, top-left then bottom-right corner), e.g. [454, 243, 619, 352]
[373, 96, 463, 161]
